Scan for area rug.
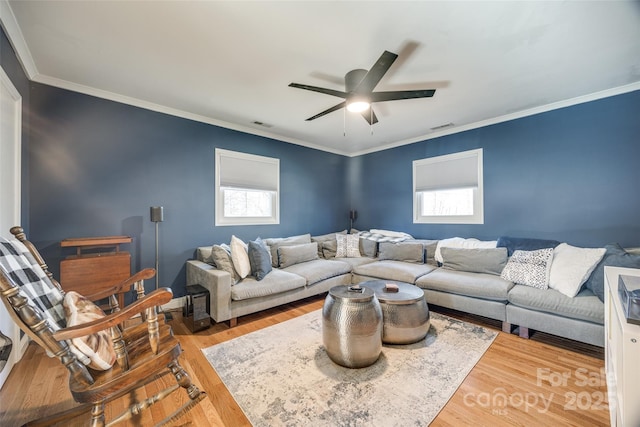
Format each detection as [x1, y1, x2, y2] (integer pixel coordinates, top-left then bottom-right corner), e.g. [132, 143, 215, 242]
[203, 310, 497, 426]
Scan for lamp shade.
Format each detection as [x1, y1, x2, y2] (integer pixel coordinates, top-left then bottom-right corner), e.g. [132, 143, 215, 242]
[150, 206, 164, 222]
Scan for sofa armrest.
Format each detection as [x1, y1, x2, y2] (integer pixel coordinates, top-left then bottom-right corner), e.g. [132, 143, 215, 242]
[186, 260, 232, 322]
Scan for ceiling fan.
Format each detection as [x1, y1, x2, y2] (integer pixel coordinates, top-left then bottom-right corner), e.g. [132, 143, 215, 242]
[289, 50, 436, 125]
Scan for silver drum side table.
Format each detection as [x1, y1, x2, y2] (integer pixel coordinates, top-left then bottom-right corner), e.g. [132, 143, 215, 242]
[322, 285, 383, 368]
[361, 280, 430, 344]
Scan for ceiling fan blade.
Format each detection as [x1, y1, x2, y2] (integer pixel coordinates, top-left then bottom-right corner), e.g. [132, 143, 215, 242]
[306, 101, 347, 121]
[370, 89, 436, 102]
[289, 83, 347, 99]
[361, 108, 378, 125]
[354, 50, 398, 93]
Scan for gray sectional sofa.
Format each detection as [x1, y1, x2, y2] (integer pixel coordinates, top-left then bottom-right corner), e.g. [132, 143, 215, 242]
[186, 231, 640, 346]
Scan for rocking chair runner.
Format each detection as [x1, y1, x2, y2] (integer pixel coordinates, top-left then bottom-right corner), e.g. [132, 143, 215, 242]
[0, 227, 206, 426]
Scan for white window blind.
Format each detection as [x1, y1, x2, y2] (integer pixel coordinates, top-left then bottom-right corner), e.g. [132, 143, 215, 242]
[215, 148, 279, 226]
[217, 149, 279, 191]
[413, 149, 483, 224]
[414, 152, 479, 192]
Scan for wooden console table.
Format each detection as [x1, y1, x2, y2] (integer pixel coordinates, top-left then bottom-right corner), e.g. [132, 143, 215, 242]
[60, 236, 132, 308]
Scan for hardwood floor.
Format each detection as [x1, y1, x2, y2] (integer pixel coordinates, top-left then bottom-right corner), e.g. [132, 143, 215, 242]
[0, 295, 609, 426]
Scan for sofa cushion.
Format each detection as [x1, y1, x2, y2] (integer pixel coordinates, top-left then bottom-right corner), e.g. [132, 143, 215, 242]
[248, 239, 272, 281]
[278, 242, 318, 268]
[507, 285, 604, 324]
[359, 237, 378, 258]
[322, 240, 338, 259]
[548, 243, 606, 297]
[415, 268, 514, 301]
[333, 256, 377, 269]
[378, 242, 424, 263]
[435, 237, 497, 264]
[336, 234, 361, 258]
[312, 230, 347, 258]
[264, 234, 312, 267]
[231, 269, 306, 301]
[501, 248, 554, 289]
[440, 247, 508, 275]
[283, 259, 352, 286]
[353, 260, 436, 283]
[412, 239, 439, 266]
[209, 245, 240, 285]
[497, 236, 561, 257]
[584, 243, 640, 302]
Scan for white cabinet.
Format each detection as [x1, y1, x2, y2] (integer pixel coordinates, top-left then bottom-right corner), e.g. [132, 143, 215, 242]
[605, 266, 640, 427]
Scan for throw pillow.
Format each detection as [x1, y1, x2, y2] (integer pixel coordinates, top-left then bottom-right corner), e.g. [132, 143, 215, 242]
[378, 242, 424, 263]
[278, 242, 319, 268]
[584, 243, 640, 302]
[209, 245, 240, 285]
[312, 230, 347, 258]
[500, 248, 554, 289]
[335, 234, 361, 258]
[230, 235, 251, 279]
[63, 291, 116, 371]
[441, 247, 508, 275]
[359, 237, 377, 258]
[248, 239, 272, 281]
[264, 234, 312, 267]
[322, 240, 338, 259]
[548, 243, 606, 298]
[497, 236, 561, 257]
[412, 239, 440, 266]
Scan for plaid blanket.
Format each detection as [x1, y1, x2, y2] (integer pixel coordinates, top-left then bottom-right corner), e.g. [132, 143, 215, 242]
[0, 329, 11, 372]
[356, 230, 413, 244]
[0, 238, 66, 329]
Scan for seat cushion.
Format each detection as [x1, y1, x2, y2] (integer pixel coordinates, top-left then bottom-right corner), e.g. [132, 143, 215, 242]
[507, 284, 604, 324]
[353, 260, 436, 283]
[283, 259, 352, 286]
[231, 269, 306, 301]
[415, 268, 514, 301]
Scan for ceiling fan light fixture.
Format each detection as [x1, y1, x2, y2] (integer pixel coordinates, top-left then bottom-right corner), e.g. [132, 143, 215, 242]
[346, 99, 370, 113]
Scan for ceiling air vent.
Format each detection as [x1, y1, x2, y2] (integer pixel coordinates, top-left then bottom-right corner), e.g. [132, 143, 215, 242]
[252, 121, 273, 128]
[430, 122, 454, 131]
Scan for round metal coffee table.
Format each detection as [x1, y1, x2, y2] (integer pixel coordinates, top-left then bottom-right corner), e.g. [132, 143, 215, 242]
[322, 285, 383, 368]
[360, 280, 430, 344]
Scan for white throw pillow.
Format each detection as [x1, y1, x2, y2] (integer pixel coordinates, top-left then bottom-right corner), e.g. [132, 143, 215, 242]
[336, 234, 361, 258]
[549, 243, 606, 297]
[230, 235, 251, 279]
[501, 248, 554, 289]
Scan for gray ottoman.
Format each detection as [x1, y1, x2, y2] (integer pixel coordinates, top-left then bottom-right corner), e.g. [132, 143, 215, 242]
[361, 280, 430, 344]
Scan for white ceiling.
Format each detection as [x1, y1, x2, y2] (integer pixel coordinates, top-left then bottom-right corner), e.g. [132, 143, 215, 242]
[2, 1, 640, 156]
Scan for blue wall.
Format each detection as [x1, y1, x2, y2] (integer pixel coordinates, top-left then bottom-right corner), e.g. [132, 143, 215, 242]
[27, 83, 350, 298]
[3, 25, 640, 301]
[349, 90, 640, 248]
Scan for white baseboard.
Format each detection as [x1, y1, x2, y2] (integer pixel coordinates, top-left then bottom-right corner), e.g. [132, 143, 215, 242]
[161, 296, 186, 312]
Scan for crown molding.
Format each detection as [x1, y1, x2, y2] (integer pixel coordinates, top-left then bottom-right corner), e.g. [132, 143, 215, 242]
[0, 0, 38, 79]
[349, 82, 640, 157]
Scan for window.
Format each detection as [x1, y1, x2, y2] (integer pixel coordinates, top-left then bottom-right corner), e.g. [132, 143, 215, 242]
[215, 149, 279, 226]
[413, 149, 483, 224]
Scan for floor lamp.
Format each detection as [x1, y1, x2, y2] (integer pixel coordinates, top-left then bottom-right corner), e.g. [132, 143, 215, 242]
[150, 206, 164, 291]
[150, 206, 171, 319]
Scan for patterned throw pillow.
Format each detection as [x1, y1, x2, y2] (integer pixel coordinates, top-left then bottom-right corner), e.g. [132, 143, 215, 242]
[210, 245, 241, 285]
[63, 291, 116, 371]
[336, 234, 361, 258]
[501, 248, 554, 289]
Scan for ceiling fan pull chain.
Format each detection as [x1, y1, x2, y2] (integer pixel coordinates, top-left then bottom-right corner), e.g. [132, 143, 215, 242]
[343, 108, 347, 137]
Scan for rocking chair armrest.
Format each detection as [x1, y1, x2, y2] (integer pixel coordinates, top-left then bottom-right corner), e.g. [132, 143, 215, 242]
[53, 288, 173, 341]
[82, 268, 156, 301]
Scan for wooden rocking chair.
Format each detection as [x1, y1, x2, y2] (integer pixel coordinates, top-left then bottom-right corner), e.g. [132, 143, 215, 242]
[0, 227, 206, 426]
